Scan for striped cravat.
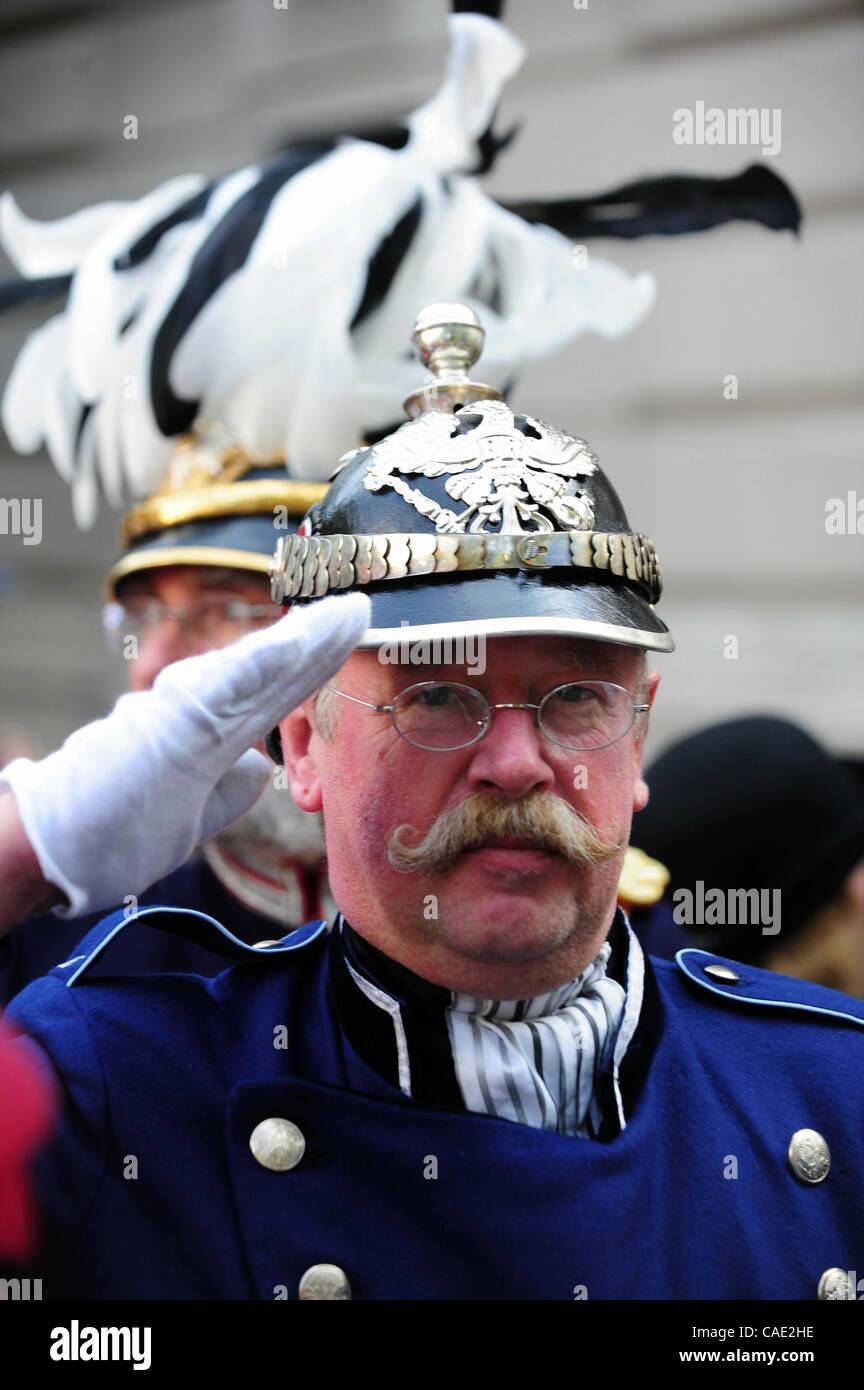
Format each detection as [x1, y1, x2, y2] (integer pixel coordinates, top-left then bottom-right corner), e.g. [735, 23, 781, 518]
[446, 935, 642, 1137]
[337, 913, 645, 1139]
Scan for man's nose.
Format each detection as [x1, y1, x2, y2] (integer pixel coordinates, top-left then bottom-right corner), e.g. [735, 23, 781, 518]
[465, 707, 556, 800]
[129, 625, 200, 692]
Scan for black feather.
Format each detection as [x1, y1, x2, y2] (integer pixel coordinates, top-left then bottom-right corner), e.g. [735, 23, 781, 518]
[350, 196, 423, 330]
[0, 273, 72, 312]
[272, 126, 409, 158]
[500, 164, 802, 239]
[149, 147, 335, 438]
[470, 111, 520, 177]
[114, 185, 213, 271]
[450, 1, 506, 17]
[74, 400, 92, 453]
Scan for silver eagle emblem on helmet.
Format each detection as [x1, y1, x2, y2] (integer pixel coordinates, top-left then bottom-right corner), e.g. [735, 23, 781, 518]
[362, 400, 598, 535]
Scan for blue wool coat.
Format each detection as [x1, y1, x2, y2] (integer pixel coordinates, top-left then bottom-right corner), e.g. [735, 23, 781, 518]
[6, 904, 864, 1301]
[0, 860, 279, 1006]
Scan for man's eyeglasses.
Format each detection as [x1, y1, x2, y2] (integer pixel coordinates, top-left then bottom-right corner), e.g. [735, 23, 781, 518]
[102, 596, 281, 652]
[325, 680, 649, 753]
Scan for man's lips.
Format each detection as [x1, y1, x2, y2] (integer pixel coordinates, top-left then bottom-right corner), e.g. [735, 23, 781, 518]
[463, 835, 559, 855]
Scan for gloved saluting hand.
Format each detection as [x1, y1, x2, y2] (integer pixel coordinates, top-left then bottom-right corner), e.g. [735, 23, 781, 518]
[0, 593, 370, 919]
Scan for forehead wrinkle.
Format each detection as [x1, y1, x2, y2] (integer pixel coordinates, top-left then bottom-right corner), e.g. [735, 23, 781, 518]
[349, 640, 635, 700]
[555, 643, 632, 675]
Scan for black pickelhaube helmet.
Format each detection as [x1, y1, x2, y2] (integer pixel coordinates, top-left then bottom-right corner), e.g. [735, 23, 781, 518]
[270, 302, 672, 654]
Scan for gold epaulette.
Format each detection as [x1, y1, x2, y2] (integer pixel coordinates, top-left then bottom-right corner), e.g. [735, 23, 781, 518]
[617, 846, 670, 907]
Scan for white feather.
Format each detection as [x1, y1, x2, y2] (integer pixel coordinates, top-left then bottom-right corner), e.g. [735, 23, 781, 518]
[115, 165, 262, 498]
[93, 327, 139, 509]
[171, 144, 414, 407]
[66, 174, 207, 402]
[70, 403, 101, 530]
[42, 368, 84, 487]
[408, 13, 524, 172]
[1, 315, 68, 454]
[0, 191, 129, 277]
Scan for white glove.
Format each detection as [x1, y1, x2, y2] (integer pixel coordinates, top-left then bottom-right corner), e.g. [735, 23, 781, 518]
[0, 593, 370, 917]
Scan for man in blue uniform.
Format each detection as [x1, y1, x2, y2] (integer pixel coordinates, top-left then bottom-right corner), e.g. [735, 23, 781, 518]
[1, 303, 862, 1302]
[0, 460, 333, 1003]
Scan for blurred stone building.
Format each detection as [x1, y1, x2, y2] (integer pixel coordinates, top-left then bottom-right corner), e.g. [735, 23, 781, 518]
[0, 0, 861, 757]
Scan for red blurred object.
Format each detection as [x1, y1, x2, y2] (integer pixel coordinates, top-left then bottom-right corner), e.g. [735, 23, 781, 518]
[0, 1016, 56, 1261]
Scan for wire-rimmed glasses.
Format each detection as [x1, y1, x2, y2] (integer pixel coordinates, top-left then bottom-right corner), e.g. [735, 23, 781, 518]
[102, 596, 281, 652]
[325, 679, 649, 752]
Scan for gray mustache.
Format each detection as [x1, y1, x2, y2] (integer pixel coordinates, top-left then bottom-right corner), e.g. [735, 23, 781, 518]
[387, 791, 622, 875]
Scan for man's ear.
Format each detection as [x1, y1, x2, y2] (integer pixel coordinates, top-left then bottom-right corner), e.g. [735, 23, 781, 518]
[632, 668, 661, 813]
[844, 861, 864, 912]
[278, 704, 323, 813]
[645, 667, 661, 709]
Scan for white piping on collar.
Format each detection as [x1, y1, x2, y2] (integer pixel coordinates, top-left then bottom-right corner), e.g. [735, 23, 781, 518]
[610, 913, 645, 1132]
[344, 958, 413, 1098]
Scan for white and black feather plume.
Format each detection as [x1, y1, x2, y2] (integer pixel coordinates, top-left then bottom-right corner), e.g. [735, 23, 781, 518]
[1, 13, 660, 526]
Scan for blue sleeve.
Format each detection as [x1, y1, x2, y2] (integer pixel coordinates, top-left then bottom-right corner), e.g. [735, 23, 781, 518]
[0, 910, 106, 1007]
[5, 970, 110, 1256]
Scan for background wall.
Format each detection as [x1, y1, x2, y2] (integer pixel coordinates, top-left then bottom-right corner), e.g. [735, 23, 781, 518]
[0, 0, 861, 760]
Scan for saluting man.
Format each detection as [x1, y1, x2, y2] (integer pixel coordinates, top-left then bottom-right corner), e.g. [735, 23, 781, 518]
[0, 10, 655, 998]
[0, 450, 334, 1002]
[1, 303, 862, 1301]
[0, 6, 799, 1002]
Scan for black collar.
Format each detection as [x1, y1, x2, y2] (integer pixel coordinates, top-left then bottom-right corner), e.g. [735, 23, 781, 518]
[328, 909, 663, 1135]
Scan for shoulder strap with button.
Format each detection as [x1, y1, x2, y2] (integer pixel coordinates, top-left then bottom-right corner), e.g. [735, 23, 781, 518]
[675, 947, 864, 1028]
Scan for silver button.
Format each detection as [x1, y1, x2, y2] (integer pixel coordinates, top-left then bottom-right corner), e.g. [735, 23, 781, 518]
[298, 1264, 352, 1300]
[249, 1118, 306, 1172]
[252, 939, 282, 949]
[788, 1128, 831, 1184]
[818, 1267, 854, 1300]
[703, 963, 741, 983]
